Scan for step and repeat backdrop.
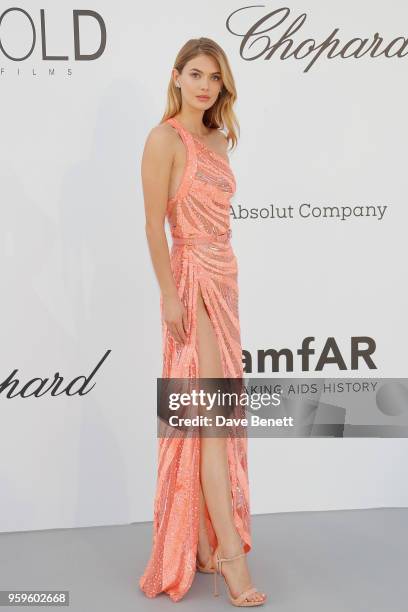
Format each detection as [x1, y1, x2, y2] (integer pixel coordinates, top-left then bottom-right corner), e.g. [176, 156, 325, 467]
[1, 1, 407, 532]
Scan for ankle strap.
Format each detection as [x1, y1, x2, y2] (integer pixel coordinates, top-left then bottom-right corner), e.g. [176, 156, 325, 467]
[217, 552, 245, 563]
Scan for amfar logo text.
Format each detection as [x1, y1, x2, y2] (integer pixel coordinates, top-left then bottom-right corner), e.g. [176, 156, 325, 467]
[0, 8, 106, 61]
[243, 336, 377, 373]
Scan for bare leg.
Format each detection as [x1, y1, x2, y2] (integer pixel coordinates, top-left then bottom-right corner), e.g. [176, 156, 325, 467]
[196, 285, 265, 603]
[197, 481, 212, 567]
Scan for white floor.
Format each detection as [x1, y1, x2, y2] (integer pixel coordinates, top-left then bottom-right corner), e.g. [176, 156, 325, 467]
[0, 508, 407, 611]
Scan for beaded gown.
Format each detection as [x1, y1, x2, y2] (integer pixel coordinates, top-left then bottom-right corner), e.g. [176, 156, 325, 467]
[139, 116, 251, 602]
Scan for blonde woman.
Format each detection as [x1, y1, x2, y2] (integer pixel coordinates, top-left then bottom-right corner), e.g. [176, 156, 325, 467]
[139, 37, 267, 607]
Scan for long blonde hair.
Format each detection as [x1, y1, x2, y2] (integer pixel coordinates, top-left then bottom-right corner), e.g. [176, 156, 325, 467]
[161, 37, 239, 151]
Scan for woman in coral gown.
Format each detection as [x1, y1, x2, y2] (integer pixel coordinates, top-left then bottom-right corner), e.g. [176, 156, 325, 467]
[139, 37, 266, 607]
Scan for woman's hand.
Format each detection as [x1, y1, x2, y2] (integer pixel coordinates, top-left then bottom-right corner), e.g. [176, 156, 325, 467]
[162, 293, 189, 344]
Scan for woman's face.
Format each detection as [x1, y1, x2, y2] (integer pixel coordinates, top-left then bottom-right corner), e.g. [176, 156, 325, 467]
[174, 54, 223, 110]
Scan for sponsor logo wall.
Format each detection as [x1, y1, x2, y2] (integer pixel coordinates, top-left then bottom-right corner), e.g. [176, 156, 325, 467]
[1, 1, 407, 532]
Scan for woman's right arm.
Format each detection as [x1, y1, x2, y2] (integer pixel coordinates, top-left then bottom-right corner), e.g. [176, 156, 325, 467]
[141, 125, 188, 345]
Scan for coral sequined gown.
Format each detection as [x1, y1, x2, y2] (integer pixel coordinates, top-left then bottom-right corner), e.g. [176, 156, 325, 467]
[139, 116, 251, 602]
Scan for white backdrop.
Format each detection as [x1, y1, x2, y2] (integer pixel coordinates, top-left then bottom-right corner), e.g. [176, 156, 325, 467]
[0, 0, 407, 533]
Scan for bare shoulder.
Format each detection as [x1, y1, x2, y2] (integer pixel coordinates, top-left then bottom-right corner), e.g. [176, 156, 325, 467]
[143, 122, 179, 161]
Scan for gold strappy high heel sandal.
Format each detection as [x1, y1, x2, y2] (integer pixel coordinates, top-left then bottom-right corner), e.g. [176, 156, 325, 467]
[212, 548, 267, 607]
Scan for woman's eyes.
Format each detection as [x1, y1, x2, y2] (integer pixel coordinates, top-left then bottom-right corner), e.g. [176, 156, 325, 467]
[191, 73, 220, 80]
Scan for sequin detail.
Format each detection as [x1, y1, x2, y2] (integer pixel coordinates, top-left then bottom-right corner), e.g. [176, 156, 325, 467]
[138, 116, 251, 602]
